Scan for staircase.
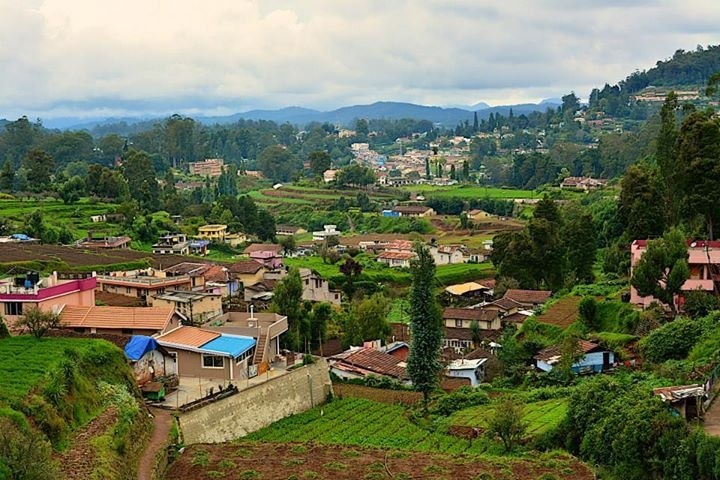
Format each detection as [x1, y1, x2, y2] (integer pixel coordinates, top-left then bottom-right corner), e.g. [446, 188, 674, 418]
[253, 333, 268, 365]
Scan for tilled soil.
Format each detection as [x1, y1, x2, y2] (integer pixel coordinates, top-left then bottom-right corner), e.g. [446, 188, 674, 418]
[166, 442, 595, 480]
[57, 407, 118, 480]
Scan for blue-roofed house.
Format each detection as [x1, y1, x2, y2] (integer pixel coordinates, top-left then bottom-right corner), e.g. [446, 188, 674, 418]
[123, 335, 176, 384]
[156, 326, 257, 381]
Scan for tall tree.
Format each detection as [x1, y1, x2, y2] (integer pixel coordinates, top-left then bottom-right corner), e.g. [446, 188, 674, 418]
[407, 244, 443, 409]
[562, 206, 597, 284]
[656, 92, 679, 224]
[462, 159, 469, 180]
[0, 160, 14, 192]
[308, 150, 331, 177]
[618, 165, 666, 240]
[258, 145, 298, 183]
[22, 149, 54, 193]
[631, 228, 689, 315]
[122, 150, 160, 211]
[675, 111, 720, 239]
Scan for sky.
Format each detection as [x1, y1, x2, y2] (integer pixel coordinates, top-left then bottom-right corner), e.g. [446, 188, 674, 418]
[1, 0, 720, 121]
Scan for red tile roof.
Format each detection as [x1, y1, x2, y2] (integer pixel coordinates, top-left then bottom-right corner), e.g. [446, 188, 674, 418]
[443, 308, 498, 322]
[534, 340, 603, 363]
[244, 243, 283, 254]
[378, 251, 416, 260]
[488, 297, 523, 311]
[330, 348, 407, 380]
[156, 326, 220, 348]
[503, 289, 552, 305]
[228, 259, 266, 274]
[60, 305, 175, 331]
[393, 206, 433, 214]
[164, 262, 210, 276]
[203, 264, 229, 283]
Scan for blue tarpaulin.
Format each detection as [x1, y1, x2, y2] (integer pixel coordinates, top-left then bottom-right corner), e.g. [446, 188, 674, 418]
[124, 335, 160, 361]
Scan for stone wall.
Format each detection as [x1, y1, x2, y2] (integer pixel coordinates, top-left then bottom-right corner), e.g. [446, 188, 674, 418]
[178, 359, 332, 444]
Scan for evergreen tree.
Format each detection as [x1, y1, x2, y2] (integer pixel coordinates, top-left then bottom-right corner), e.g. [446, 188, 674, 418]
[656, 92, 679, 224]
[22, 149, 55, 193]
[271, 268, 304, 351]
[473, 112, 479, 132]
[0, 160, 14, 192]
[462, 159, 469, 180]
[425, 158, 431, 180]
[407, 244, 443, 409]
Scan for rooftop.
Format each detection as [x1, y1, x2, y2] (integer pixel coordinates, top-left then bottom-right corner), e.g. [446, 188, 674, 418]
[164, 262, 210, 276]
[244, 243, 283, 254]
[157, 325, 220, 348]
[534, 340, 604, 364]
[228, 259, 266, 274]
[445, 282, 489, 296]
[152, 290, 220, 303]
[330, 347, 407, 380]
[448, 358, 487, 370]
[378, 251, 416, 260]
[504, 289, 552, 305]
[443, 307, 498, 322]
[60, 305, 175, 331]
[157, 326, 256, 358]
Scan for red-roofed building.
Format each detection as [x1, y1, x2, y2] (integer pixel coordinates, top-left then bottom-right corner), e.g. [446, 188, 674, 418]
[244, 244, 283, 269]
[503, 289, 552, 308]
[631, 239, 720, 310]
[377, 251, 416, 268]
[59, 305, 181, 336]
[329, 347, 408, 383]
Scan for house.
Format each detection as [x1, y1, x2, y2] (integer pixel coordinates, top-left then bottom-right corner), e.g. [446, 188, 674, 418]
[76, 232, 131, 250]
[188, 239, 210, 256]
[243, 281, 276, 303]
[223, 233, 247, 248]
[123, 335, 176, 385]
[391, 206, 436, 217]
[197, 224, 228, 242]
[152, 233, 189, 255]
[203, 310, 288, 367]
[560, 176, 608, 190]
[430, 245, 466, 265]
[446, 358, 488, 387]
[377, 251, 416, 268]
[653, 385, 706, 420]
[163, 262, 210, 290]
[156, 326, 257, 381]
[443, 282, 493, 305]
[467, 209, 493, 222]
[244, 243, 284, 270]
[227, 259, 267, 288]
[202, 265, 241, 297]
[312, 225, 341, 241]
[329, 346, 408, 383]
[276, 225, 307, 236]
[533, 340, 614, 374]
[189, 158, 225, 177]
[630, 239, 720, 310]
[443, 308, 501, 330]
[96, 269, 193, 304]
[503, 289, 552, 309]
[58, 305, 182, 336]
[382, 342, 409, 361]
[299, 269, 342, 305]
[0, 272, 97, 328]
[149, 290, 222, 324]
[323, 169, 337, 183]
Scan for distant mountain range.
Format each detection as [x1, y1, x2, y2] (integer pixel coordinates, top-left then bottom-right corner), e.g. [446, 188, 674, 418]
[33, 99, 562, 131]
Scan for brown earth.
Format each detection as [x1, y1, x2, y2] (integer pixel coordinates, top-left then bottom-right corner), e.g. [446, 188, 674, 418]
[57, 407, 118, 480]
[536, 296, 583, 329]
[137, 408, 173, 480]
[166, 442, 595, 480]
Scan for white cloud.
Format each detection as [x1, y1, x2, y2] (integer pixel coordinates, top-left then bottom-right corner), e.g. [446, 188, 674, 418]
[0, 0, 719, 119]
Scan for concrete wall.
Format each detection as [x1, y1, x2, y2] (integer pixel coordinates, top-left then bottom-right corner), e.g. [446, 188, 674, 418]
[179, 358, 331, 444]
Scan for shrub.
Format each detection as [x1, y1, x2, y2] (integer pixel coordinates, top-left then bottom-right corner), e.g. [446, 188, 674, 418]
[0, 417, 59, 480]
[434, 387, 489, 416]
[578, 297, 598, 331]
[639, 318, 703, 363]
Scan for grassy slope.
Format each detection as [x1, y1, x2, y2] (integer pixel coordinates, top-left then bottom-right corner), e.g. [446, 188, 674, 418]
[449, 398, 568, 437]
[401, 185, 538, 199]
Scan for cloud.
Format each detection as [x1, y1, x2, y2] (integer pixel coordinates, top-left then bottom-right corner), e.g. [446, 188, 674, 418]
[0, 0, 719, 119]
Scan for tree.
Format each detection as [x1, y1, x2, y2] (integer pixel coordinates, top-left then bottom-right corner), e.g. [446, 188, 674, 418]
[407, 244, 443, 409]
[339, 257, 362, 300]
[631, 229, 690, 315]
[425, 158, 431, 180]
[310, 303, 332, 350]
[58, 176, 86, 204]
[462, 159, 469, 180]
[22, 149, 55, 193]
[258, 145, 298, 183]
[469, 320, 482, 348]
[335, 164, 375, 187]
[0, 316, 9, 339]
[562, 206, 597, 284]
[0, 160, 15, 192]
[683, 290, 720, 319]
[578, 296, 599, 330]
[308, 150, 331, 177]
[342, 294, 391, 347]
[278, 235, 296, 255]
[270, 268, 305, 351]
[656, 91, 679, 224]
[486, 396, 527, 452]
[17, 307, 60, 338]
[122, 150, 160, 211]
[618, 164, 666, 240]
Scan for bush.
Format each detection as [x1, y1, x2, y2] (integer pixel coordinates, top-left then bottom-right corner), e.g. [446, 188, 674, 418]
[639, 318, 704, 363]
[578, 297, 598, 331]
[0, 417, 59, 480]
[434, 387, 489, 416]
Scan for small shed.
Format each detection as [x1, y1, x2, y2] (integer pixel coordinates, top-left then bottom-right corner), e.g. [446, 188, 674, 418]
[141, 382, 166, 402]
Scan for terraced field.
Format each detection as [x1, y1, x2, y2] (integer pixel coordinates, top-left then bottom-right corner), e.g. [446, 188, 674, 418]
[535, 296, 583, 329]
[402, 185, 538, 199]
[450, 398, 568, 438]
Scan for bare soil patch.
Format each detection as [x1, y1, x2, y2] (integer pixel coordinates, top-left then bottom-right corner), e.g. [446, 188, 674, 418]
[536, 296, 583, 329]
[166, 442, 594, 480]
[57, 407, 118, 480]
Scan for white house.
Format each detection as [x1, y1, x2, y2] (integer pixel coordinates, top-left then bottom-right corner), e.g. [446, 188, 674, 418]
[312, 225, 341, 241]
[446, 358, 487, 386]
[534, 340, 614, 374]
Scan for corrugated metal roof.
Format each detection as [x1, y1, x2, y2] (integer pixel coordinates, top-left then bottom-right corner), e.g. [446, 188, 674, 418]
[201, 335, 256, 357]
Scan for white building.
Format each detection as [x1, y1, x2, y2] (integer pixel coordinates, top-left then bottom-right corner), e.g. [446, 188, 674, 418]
[312, 225, 341, 241]
[446, 358, 488, 386]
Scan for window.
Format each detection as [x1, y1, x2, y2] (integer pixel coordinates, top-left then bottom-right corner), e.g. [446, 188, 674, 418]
[202, 354, 224, 368]
[454, 319, 463, 327]
[126, 287, 132, 294]
[235, 347, 256, 364]
[4, 302, 22, 316]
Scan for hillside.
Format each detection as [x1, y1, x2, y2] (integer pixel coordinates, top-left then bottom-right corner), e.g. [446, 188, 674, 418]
[0, 336, 151, 479]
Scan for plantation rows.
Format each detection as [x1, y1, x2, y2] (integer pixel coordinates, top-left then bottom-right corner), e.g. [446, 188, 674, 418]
[245, 397, 497, 454]
[450, 399, 568, 436]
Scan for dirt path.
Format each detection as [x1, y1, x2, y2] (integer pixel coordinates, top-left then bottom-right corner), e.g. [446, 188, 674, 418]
[137, 408, 173, 480]
[58, 407, 118, 480]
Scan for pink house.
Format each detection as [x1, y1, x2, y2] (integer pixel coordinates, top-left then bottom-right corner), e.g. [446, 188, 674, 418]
[244, 243, 284, 270]
[630, 240, 720, 309]
[0, 272, 96, 329]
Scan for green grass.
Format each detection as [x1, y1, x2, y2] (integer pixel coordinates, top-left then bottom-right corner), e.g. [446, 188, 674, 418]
[0, 336, 120, 405]
[387, 299, 410, 324]
[449, 399, 568, 437]
[285, 255, 494, 287]
[244, 397, 500, 454]
[401, 185, 537, 200]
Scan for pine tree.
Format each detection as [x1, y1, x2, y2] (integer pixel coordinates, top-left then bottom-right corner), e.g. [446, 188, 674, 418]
[407, 244, 443, 409]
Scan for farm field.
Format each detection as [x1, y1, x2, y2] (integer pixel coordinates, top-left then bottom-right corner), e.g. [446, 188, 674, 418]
[402, 185, 538, 200]
[248, 185, 399, 208]
[450, 398, 568, 438]
[167, 442, 594, 480]
[535, 296, 583, 329]
[245, 397, 508, 455]
[0, 336, 115, 404]
[0, 197, 119, 238]
[285, 255, 494, 287]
